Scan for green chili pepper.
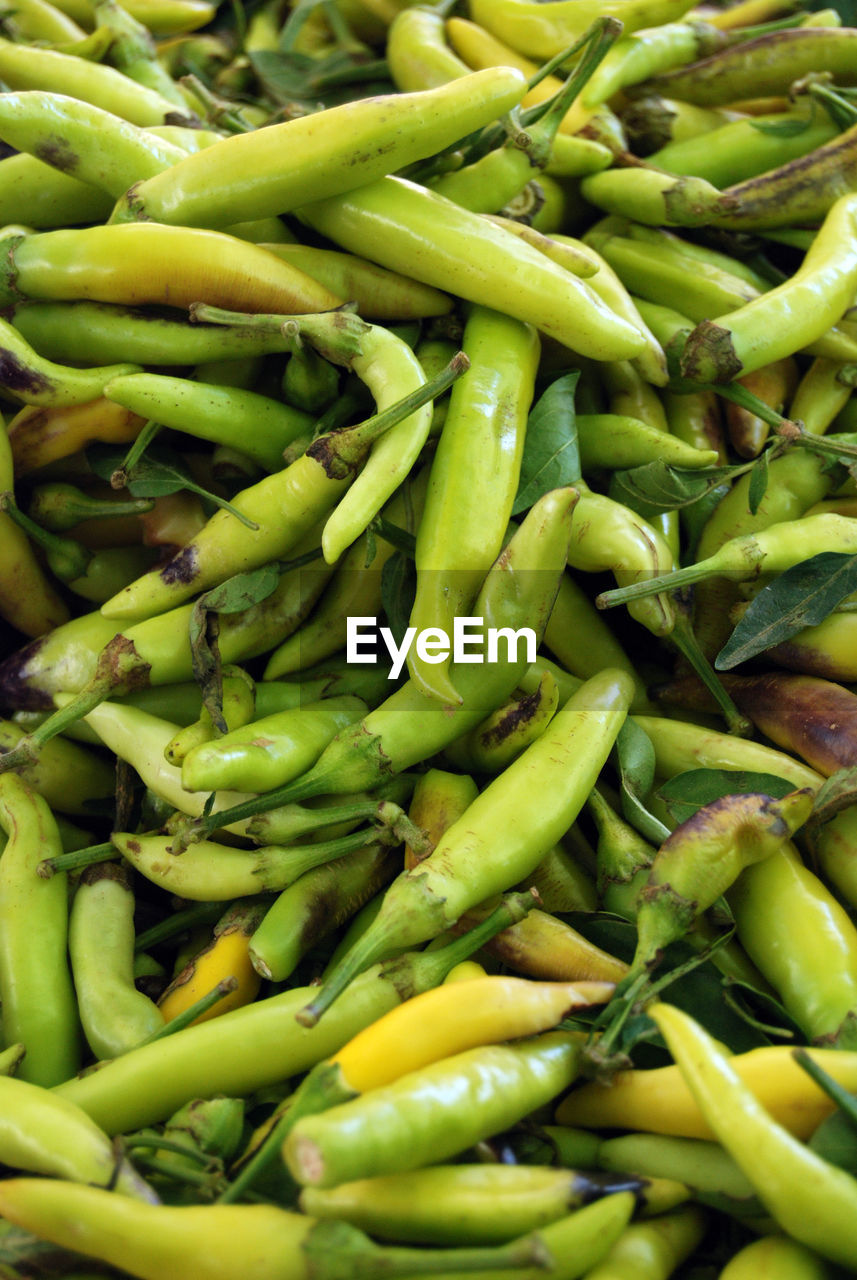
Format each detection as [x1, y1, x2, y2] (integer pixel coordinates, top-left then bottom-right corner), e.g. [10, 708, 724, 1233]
[629, 788, 813, 975]
[297, 176, 647, 360]
[164, 664, 255, 765]
[581, 20, 725, 108]
[0, 224, 341, 316]
[167, 485, 577, 850]
[581, 1204, 706, 1280]
[443, 671, 559, 775]
[0, 35, 183, 124]
[0, 1074, 156, 1199]
[567, 481, 677, 639]
[468, 0, 698, 58]
[54, 897, 534, 1135]
[0, 1179, 555, 1280]
[577, 413, 718, 469]
[9, 300, 316, 367]
[650, 1000, 857, 1268]
[542, 572, 650, 711]
[285, 1029, 585, 1188]
[598, 511, 857, 609]
[0, 90, 188, 198]
[102, 372, 313, 471]
[180, 695, 369, 794]
[69, 861, 165, 1060]
[96, 0, 193, 110]
[262, 242, 454, 321]
[647, 103, 839, 188]
[728, 843, 857, 1049]
[109, 67, 527, 227]
[298, 665, 633, 1027]
[248, 842, 399, 982]
[300, 1163, 639, 1246]
[0, 772, 80, 1085]
[637, 27, 857, 106]
[385, 4, 471, 91]
[408, 304, 539, 704]
[680, 193, 857, 383]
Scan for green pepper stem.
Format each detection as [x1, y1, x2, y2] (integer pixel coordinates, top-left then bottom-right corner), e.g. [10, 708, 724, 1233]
[137, 978, 238, 1045]
[38, 842, 117, 879]
[0, 492, 91, 581]
[669, 612, 752, 738]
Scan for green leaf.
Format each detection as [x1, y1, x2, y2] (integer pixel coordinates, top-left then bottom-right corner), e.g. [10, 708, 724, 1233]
[87, 444, 260, 530]
[809, 765, 857, 826]
[656, 768, 796, 825]
[380, 550, 416, 652]
[749, 116, 814, 138]
[512, 371, 580, 516]
[747, 447, 769, 515]
[715, 551, 857, 670]
[608, 458, 742, 518]
[613, 718, 671, 845]
[188, 566, 282, 731]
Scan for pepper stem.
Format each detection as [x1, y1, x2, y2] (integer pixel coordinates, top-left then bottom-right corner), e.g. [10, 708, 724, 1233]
[669, 610, 752, 738]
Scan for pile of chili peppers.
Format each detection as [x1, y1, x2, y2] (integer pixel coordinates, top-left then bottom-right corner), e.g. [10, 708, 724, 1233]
[2, 0, 857, 1274]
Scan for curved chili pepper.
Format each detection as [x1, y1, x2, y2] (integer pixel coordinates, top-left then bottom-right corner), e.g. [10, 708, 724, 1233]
[69, 862, 165, 1059]
[0, 772, 80, 1085]
[103, 372, 313, 470]
[385, 4, 471, 91]
[629, 788, 813, 975]
[0, 1074, 155, 1199]
[680, 192, 857, 383]
[728, 843, 857, 1049]
[157, 899, 265, 1026]
[0, 1179, 554, 1280]
[180, 695, 368, 794]
[443, 672, 559, 775]
[581, 20, 726, 109]
[556, 1041, 857, 1139]
[598, 512, 857, 611]
[649, 1000, 857, 1268]
[581, 1204, 706, 1280]
[110, 67, 527, 227]
[54, 898, 536, 1135]
[297, 176, 647, 360]
[647, 102, 839, 188]
[164, 664, 255, 765]
[637, 26, 857, 106]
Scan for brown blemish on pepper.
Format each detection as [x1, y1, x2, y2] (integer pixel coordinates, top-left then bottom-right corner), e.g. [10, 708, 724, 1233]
[0, 348, 53, 396]
[305, 433, 356, 481]
[479, 688, 543, 749]
[160, 544, 199, 586]
[0, 636, 53, 711]
[34, 137, 79, 174]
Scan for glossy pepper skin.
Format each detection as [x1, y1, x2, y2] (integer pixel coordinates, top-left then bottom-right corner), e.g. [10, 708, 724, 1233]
[650, 1001, 857, 1269]
[109, 67, 528, 227]
[298, 665, 634, 1027]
